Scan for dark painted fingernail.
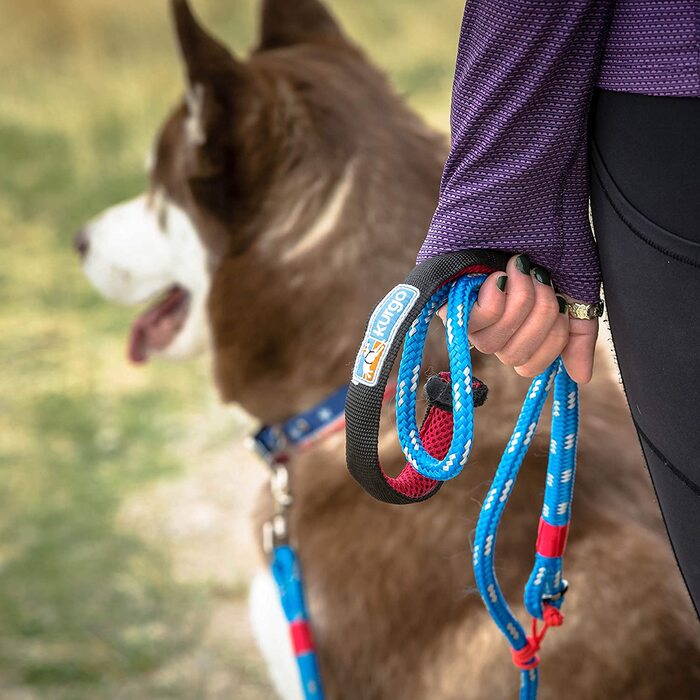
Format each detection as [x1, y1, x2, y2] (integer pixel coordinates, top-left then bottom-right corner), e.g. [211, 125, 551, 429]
[515, 255, 530, 275]
[496, 275, 508, 292]
[532, 266, 551, 286]
[556, 295, 567, 314]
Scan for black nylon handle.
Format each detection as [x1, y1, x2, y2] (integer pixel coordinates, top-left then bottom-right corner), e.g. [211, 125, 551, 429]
[344, 249, 510, 504]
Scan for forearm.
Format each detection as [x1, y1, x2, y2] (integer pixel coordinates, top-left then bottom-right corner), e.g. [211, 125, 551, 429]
[419, 0, 612, 302]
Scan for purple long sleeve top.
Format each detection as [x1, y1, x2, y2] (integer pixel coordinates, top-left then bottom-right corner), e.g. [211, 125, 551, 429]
[418, 1, 699, 303]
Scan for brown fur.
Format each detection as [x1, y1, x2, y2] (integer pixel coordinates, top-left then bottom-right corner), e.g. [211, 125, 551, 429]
[155, 2, 700, 697]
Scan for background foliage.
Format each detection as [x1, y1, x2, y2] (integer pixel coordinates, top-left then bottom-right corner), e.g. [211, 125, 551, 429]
[0, 1, 464, 697]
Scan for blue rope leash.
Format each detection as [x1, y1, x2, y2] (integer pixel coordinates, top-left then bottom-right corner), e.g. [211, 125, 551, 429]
[395, 273, 577, 699]
[271, 545, 325, 700]
[396, 277, 478, 480]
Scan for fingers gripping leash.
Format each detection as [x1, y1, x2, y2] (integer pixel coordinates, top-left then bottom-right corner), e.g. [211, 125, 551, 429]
[345, 251, 578, 699]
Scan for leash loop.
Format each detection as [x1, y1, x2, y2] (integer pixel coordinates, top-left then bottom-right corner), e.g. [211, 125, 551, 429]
[346, 251, 580, 699]
[396, 274, 485, 480]
[345, 249, 510, 504]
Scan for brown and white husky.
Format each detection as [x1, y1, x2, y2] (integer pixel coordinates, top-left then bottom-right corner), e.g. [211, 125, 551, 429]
[76, 1, 700, 698]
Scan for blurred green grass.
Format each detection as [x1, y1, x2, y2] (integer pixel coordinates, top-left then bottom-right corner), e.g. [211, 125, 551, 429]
[0, 1, 463, 697]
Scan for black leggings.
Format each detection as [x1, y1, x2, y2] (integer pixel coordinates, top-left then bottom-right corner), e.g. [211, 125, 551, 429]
[590, 89, 700, 615]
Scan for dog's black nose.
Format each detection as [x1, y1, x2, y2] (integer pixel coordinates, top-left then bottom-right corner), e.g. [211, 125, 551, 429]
[74, 229, 89, 259]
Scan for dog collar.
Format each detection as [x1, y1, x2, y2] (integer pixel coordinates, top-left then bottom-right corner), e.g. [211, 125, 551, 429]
[249, 384, 351, 464]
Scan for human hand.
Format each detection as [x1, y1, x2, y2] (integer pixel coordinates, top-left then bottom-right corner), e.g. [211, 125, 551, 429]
[437, 254, 597, 384]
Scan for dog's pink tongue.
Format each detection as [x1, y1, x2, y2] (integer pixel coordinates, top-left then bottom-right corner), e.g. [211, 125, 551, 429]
[128, 287, 188, 364]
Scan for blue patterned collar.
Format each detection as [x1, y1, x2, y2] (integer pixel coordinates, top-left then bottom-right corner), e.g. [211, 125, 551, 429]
[249, 384, 350, 464]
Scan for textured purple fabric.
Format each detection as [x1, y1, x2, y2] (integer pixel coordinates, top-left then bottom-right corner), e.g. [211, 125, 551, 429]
[418, 1, 700, 303]
[600, 2, 700, 96]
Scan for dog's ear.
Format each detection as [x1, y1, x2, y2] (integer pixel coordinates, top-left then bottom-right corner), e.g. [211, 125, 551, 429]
[170, 1, 252, 147]
[258, 0, 344, 50]
[171, 0, 239, 84]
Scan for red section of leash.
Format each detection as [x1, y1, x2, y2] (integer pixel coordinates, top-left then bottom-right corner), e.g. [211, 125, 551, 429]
[510, 604, 564, 670]
[536, 518, 570, 558]
[290, 620, 315, 656]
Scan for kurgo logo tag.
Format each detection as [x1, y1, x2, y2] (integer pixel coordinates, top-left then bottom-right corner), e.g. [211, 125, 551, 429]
[353, 284, 420, 386]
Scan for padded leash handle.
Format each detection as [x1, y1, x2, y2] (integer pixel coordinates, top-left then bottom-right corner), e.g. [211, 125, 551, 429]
[345, 250, 509, 505]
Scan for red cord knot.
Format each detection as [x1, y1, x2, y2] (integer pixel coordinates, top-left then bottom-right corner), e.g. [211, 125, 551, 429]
[510, 639, 540, 670]
[510, 605, 564, 671]
[542, 604, 564, 627]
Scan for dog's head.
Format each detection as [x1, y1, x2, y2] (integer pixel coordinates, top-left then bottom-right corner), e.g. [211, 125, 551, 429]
[77, 0, 445, 422]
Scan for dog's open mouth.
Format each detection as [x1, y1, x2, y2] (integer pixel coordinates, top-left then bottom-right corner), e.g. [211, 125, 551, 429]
[128, 285, 191, 364]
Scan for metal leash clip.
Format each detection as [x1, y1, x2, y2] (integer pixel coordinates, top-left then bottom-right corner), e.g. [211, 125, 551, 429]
[541, 579, 569, 604]
[262, 462, 293, 555]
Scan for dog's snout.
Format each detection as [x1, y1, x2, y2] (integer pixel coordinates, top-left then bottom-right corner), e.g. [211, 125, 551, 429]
[74, 229, 89, 259]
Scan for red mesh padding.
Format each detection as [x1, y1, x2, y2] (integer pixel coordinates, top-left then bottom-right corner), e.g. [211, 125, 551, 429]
[418, 405, 454, 457]
[382, 375, 454, 499]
